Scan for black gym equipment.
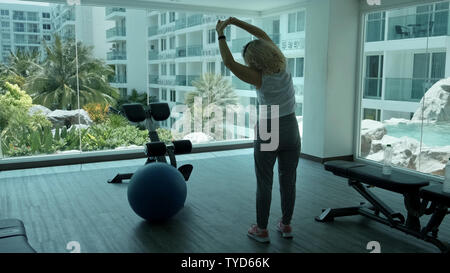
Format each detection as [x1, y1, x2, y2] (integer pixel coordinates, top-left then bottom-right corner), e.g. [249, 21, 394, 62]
[107, 102, 193, 184]
[317, 160, 450, 253]
[0, 219, 36, 253]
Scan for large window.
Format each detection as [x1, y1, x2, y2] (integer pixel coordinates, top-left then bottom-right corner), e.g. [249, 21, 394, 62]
[288, 11, 305, 33]
[0, 2, 306, 165]
[360, 2, 450, 177]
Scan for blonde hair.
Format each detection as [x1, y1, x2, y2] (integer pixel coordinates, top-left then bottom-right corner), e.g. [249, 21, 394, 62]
[242, 39, 286, 75]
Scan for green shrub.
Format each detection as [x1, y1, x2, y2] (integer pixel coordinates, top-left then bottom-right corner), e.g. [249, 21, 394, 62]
[0, 82, 32, 129]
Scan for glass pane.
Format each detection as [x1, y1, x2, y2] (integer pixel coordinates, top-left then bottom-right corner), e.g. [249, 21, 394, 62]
[288, 13, 296, 33]
[360, 1, 450, 178]
[287, 58, 295, 76]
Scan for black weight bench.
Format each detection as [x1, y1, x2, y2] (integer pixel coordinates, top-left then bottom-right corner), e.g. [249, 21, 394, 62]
[316, 160, 450, 253]
[0, 219, 36, 253]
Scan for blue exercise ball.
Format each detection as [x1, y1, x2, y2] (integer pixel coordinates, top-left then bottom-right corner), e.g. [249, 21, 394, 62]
[127, 163, 187, 222]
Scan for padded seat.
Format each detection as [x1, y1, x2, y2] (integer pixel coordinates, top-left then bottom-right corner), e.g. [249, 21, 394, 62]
[0, 219, 36, 253]
[348, 165, 429, 194]
[420, 184, 450, 207]
[324, 160, 366, 178]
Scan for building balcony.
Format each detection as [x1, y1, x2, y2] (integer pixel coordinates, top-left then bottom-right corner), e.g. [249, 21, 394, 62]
[149, 75, 159, 84]
[106, 51, 127, 61]
[363, 77, 383, 99]
[106, 27, 126, 39]
[176, 46, 187, 57]
[109, 75, 127, 84]
[387, 12, 448, 41]
[187, 45, 203, 57]
[187, 14, 203, 27]
[187, 75, 201, 86]
[148, 51, 159, 60]
[176, 75, 187, 86]
[175, 18, 186, 30]
[384, 77, 439, 102]
[105, 7, 126, 18]
[12, 15, 26, 21]
[148, 26, 158, 37]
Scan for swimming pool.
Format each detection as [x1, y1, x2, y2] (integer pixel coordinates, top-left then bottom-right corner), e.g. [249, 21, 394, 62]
[385, 122, 450, 147]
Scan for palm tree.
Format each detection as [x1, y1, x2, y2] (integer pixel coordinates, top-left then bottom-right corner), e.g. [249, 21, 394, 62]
[26, 35, 119, 110]
[185, 73, 238, 137]
[6, 49, 41, 78]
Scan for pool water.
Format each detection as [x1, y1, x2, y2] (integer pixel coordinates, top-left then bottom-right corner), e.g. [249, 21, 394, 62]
[385, 122, 450, 147]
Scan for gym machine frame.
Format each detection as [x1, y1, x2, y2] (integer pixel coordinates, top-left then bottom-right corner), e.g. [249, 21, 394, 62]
[107, 103, 193, 184]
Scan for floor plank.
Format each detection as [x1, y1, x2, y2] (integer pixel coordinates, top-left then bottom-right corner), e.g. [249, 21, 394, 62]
[0, 149, 448, 253]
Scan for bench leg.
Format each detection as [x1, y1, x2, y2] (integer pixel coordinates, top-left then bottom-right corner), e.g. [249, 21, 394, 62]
[315, 206, 361, 222]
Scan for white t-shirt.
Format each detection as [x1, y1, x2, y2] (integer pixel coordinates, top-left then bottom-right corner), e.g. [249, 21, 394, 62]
[256, 70, 296, 118]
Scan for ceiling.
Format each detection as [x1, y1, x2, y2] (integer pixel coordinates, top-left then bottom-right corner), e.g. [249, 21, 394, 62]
[21, 0, 308, 16]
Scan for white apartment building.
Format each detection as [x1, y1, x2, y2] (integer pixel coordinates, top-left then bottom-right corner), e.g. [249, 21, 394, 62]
[146, 10, 306, 137]
[52, 4, 109, 60]
[362, 1, 450, 121]
[105, 7, 148, 98]
[0, 3, 52, 62]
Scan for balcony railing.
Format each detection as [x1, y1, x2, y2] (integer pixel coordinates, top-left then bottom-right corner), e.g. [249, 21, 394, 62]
[106, 27, 126, 38]
[232, 37, 252, 53]
[12, 15, 26, 21]
[187, 45, 203, 57]
[187, 14, 203, 27]
[149, 75, 159, 84]
[387, 12, 448, 40]
[187, 75, 201, 86]
[363, 77, 383, 99]
[105, 7, 126, 16]
[110, 75, 127, 84]
[148, 51, 159, 60]
[106, 51, 127, 61]
[176, 46, 187, 57]
[175, 18, 186, 30]
[384, 77, 439, 102]
[176, 75, 187, 86]
[148, 26, 158, 37]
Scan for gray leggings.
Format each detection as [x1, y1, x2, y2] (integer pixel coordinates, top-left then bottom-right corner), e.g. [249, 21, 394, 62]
[254, 113, 300, 229]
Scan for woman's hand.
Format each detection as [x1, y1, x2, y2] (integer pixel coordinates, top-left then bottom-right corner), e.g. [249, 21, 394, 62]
[216, 18, 231, 36]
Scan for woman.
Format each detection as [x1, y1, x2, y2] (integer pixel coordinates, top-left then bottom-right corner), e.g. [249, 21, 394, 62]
[216, 17, 301, 243]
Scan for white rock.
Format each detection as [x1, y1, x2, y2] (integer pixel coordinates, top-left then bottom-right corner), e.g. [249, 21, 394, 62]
[47, 109, 93, 127]
[411, 78, 450, 123]
[182, 132, 214, 144]
[367, 135, 419, 170]
[29, 105, 51, 116]
[415, 146, 450, 176]
[360, 119, 387, 157]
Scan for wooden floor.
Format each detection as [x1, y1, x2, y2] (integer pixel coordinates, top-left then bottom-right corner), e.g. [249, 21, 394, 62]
[0, 149, 448, 253]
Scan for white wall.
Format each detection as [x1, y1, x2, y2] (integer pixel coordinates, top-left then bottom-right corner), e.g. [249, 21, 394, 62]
[302, 0, 359, 159]
[126, 9, 148, 93]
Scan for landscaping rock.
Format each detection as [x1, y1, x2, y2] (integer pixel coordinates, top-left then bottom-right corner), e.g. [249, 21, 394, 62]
[412, 78, 450, 123]
[47, 109, 93, 128]
[360, 119, 386, 157]
[28, 105, 51, 116]
[182, 132, 213, 144]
